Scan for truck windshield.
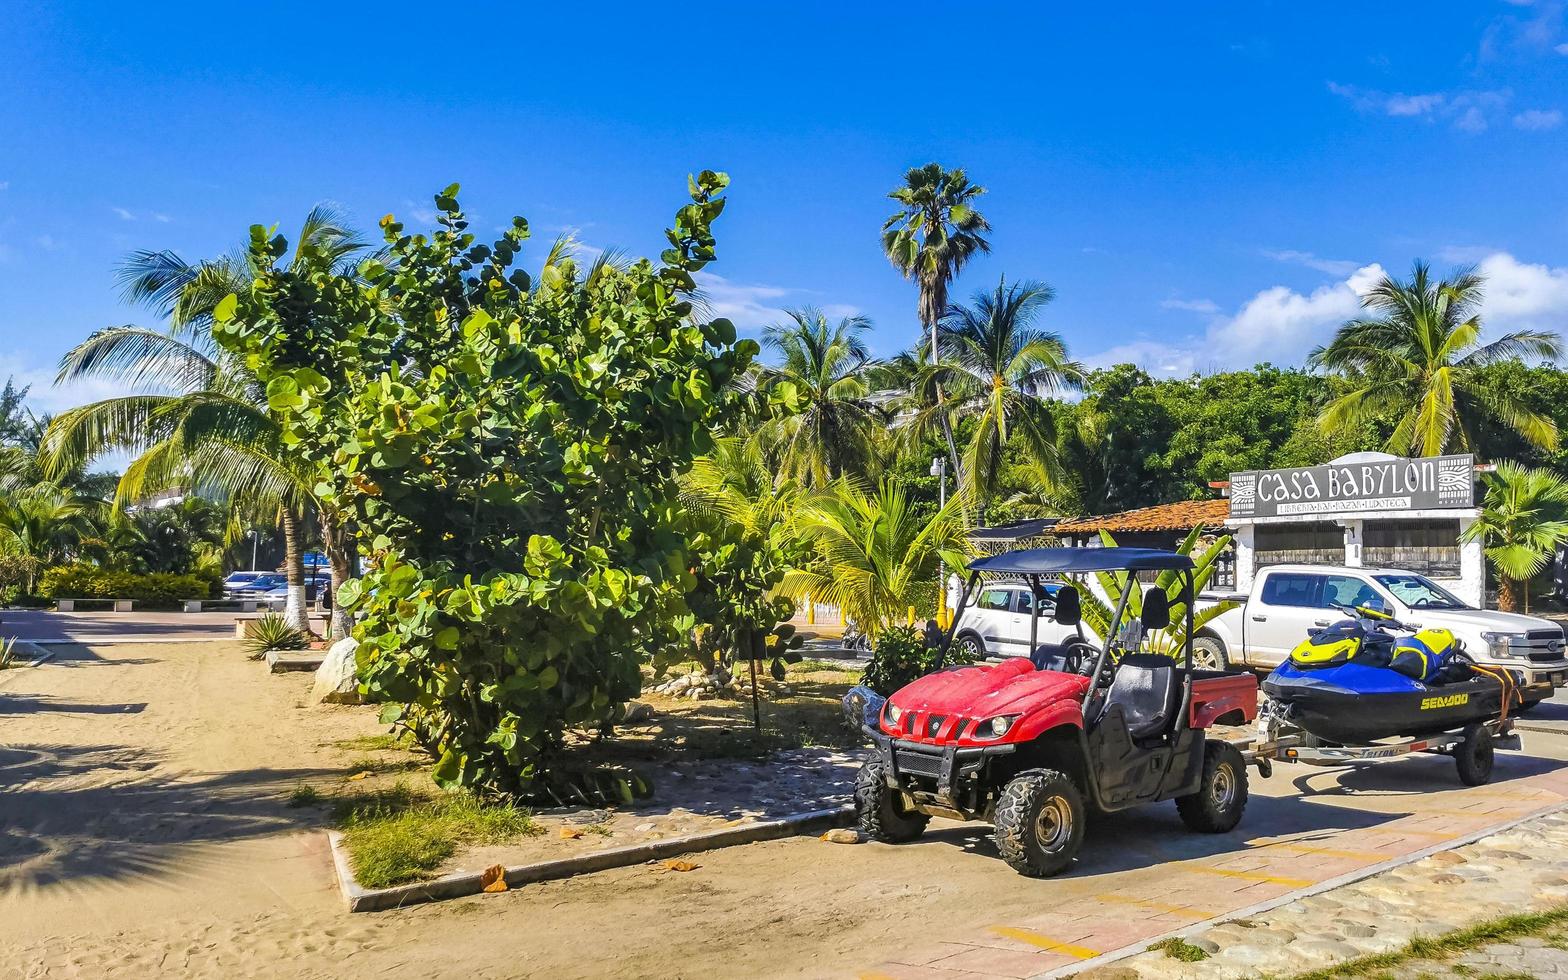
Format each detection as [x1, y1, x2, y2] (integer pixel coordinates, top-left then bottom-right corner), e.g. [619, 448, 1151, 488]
[1372, 574, 1468, 610]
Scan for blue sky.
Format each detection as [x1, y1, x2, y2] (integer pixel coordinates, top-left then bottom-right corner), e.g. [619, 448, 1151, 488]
[2, 1, 1567, 413]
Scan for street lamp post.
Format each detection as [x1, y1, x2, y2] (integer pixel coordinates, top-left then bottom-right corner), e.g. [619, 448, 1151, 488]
[248, 530, 259, 572]
[930, 456, 948, 626]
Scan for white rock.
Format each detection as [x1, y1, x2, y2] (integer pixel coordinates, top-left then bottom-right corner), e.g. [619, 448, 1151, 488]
[311, 637, 361, 704]
[821, 828, 860, 844]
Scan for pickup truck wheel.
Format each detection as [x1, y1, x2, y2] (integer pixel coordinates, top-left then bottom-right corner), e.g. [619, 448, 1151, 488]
[993, 769, 1085, 877]
[855, 758, 929, 842]
[1454, 723, 1494, 786]
[1176, 742, 1248, 833]
[1191, 636, 1228, 671]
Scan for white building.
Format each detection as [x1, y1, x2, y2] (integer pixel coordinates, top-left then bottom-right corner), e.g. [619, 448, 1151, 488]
[1227, 452, 1484, 606]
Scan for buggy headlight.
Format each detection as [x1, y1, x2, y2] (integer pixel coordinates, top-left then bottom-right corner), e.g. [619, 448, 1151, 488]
[980, 715, 1019, 739]
[1482, 632, 1530, 658]
[886, 702, 903, 724]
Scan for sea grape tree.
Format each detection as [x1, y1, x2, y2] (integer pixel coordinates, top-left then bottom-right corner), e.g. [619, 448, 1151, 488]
[211, 172, 757, 795]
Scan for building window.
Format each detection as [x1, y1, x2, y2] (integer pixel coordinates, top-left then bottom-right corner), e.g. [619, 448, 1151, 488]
[1254, 522, 1344, 567]
[1363, 519, 1461, 577]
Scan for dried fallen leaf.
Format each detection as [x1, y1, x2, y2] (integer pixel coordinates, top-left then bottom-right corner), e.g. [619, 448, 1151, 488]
[480, 864, 508, 893]
[559, 826, 584, 840]
[347, 771, 371, 782]
[659, 859, 699, 873]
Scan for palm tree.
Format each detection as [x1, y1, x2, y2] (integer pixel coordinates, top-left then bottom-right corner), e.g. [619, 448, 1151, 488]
[755, 308, 883, 486]
[883, 163, 992, 482]
[785, 478, 970, 638]
[1460, 462, 1568, 612]
[0, 488, 99, 592]
[43, 206, 367, 636]
[1313, 262, 1562, 458]
[924, 278, 1084, 511]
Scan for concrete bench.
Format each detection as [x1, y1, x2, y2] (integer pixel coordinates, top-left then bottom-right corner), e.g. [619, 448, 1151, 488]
[182, 598, 267, 613]
[233, 608, 290, 638]
[56, 598, 135, 612]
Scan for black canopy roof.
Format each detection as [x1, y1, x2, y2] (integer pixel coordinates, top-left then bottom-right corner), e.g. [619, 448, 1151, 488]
[967, 547, 1193, 574]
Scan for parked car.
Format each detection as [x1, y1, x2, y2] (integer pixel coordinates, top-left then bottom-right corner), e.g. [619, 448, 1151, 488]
[1194, 564, 1568, 703]
[226, 573, 287, 598]
[222, 571, 269, 592]
[262, 573, 333, 606]
[949, 581, 1066, 661]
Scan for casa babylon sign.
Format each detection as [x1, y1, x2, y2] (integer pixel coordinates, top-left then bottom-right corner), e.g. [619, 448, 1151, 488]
[1229, 454, 1474, 520]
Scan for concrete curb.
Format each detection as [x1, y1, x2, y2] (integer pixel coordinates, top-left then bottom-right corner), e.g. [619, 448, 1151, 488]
[329, 803, 855, 913]
[18, 636, 234, 646]
[1035, 796, 1568, 979]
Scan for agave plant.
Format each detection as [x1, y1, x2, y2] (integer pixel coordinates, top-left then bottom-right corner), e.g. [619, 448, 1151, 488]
[1076, 527, 1238, 661]
[243, 612, 308, 660]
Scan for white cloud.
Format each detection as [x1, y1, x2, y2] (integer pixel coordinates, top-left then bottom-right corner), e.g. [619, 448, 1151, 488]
[0, 351, 157, 417]
[1091, 251, 1568, 375]
[1262, 248, 1360, 277]
[693, 271, 858, 336]
[1328, 82, 1512, 132]
[1471, 252, 1568, 332]
[1556, 41, 1568, 54]
[111, 206, 135, 221]
[1514, 108, 1564, 129]
[1160, 297, 1220, 314]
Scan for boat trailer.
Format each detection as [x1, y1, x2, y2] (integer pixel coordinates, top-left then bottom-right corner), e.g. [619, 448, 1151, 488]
[1239, 702, 1521, 786]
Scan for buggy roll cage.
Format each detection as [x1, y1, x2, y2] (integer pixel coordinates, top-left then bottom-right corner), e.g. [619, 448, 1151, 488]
[933, 547, 1198, 727]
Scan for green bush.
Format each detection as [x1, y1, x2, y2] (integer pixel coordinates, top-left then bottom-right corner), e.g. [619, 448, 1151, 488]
[243, 612, 309, 660]
[38, 563, 221, 608]
[862, 624, 974, 696]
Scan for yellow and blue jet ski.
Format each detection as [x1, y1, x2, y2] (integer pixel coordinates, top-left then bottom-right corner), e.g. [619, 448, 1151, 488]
[1262, 603, 1520, 744]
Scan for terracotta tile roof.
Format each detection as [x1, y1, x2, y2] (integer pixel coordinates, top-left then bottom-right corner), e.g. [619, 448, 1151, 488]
[1053, 498, 1232, 535]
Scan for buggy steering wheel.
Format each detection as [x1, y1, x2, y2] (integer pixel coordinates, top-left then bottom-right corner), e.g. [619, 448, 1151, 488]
[1061, 640, 1100, 678]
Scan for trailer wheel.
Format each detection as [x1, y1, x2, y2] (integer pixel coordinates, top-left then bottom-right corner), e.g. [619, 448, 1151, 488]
[1454, 723, 1494, 786]
[1176, 742, 1249, 833]
[993, 769, 1085, 877]
[855, 758, 929, 842]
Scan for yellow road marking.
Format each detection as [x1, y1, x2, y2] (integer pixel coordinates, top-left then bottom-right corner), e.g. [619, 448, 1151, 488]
[1264, 842, 1385, 861]
[989, 926, 1101, 959]
[1093, 893, 1214, 918]
[1188, 866, 1313, 888]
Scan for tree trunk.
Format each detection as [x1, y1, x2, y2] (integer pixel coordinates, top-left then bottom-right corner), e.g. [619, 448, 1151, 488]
[279, 508, 312, 634]
[1498, 575, 1523, 613]
[928, 316, 963, 489]
[320, 509, 357, 641]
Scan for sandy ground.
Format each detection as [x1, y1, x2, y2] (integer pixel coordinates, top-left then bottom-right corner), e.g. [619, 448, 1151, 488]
[5, 642, 1568, 979]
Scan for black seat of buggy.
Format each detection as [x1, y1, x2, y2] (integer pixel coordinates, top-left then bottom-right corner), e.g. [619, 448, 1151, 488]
[1100, 654, 1179, 740]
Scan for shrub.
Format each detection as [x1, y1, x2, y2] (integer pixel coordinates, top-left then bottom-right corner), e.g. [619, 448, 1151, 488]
[38, 563, 220, 608]
[862, 624, 974, 696]
[214, 174, 755, 798]
[244, 612, 308, 660]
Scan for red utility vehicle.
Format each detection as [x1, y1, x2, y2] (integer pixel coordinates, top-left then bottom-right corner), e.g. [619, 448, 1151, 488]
[855, 547, 1259, 877]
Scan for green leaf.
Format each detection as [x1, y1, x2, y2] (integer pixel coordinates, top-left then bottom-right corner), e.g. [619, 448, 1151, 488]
[213, 293, 238, 323]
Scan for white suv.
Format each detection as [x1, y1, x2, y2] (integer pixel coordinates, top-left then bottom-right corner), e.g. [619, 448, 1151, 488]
[952, 582, 1077, 662]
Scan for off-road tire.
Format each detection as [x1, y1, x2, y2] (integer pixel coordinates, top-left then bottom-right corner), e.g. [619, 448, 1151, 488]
[855, 758, 929, 842]
[1455, 723, 1494, 786]
[1176, 742, 1249, 833]
[1191, 635, 1228, 671]
[955, 632, 986, 662]
[993, 768, 1086, 878]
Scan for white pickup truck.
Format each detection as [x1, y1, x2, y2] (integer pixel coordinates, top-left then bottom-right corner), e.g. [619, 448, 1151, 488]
[1194, 564, 1568, 702]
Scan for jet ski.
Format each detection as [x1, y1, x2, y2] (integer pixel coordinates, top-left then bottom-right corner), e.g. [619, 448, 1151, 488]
[1262, 603, 1521, 745]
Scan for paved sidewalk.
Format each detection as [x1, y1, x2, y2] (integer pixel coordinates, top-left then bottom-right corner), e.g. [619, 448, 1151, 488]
[857, 746, 1568, 979]
[1, 608, 327, 643]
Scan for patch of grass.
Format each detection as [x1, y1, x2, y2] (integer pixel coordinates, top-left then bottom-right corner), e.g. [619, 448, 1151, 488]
[0, 638, 20, 670]
[337, 781, 543, 889]
[287, 783, 323, 808]
[583, 823, 613, 837]
[332, 733, 414, 753]
[1149, 937, 1210, 962]
[346, 755, 385, 775]
[1292, 904, 1568, 979]
[790, 659, 860, 674]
